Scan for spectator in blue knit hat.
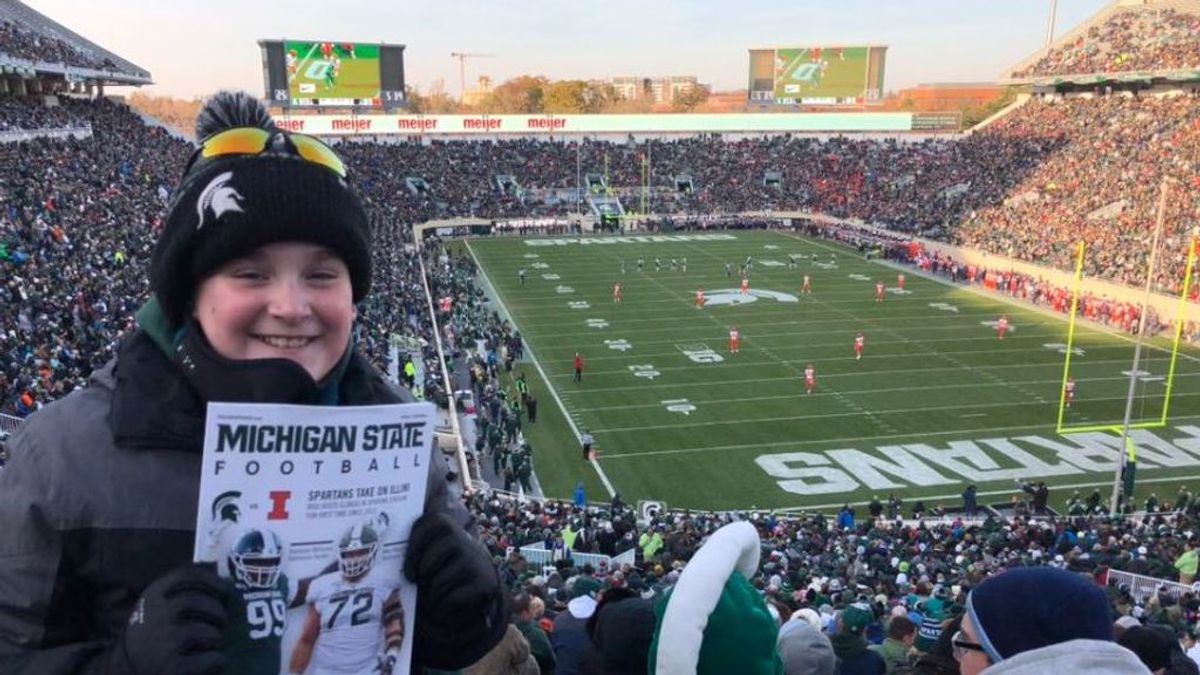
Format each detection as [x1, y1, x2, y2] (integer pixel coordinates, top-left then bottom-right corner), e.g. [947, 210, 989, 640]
[958, 567, 1149, 674]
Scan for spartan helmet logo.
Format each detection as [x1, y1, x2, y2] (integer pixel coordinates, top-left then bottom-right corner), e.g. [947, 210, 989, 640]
[195, 170, 244, 230]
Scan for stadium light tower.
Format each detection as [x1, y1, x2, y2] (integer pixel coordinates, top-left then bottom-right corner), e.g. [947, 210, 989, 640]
[1109, 178, 1173, 515]
[450, 52, 496, 102]
[1045, 0, 1058, 47]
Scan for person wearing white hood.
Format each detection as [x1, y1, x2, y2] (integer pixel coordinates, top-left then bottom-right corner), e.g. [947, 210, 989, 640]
[956, 567, 1150, 674]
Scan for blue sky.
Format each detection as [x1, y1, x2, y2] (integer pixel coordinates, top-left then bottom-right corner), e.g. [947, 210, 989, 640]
[27, 0, 1110, 98]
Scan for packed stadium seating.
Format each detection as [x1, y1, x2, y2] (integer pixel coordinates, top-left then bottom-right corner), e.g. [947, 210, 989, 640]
[1012, 5, 1200, 78]
[471, 486, 1200, 672]
[3, 91, 1200, 419]
[0, 0, 148, 76]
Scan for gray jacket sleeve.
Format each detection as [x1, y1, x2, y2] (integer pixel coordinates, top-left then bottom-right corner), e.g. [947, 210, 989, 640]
[0, 422, 115, 675]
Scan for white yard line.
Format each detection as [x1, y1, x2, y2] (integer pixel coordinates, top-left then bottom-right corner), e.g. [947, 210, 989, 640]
[556, 358, 1194, 389]
[569, 373, 1192, 412]
[534, 322, 1073, 345]
[465, 241, 617, 498]
[588, 394, 1200, 434]
[550, 338, 1157, 371]
[598, 414, 1200, 460]
[833, 238, 1200, 366]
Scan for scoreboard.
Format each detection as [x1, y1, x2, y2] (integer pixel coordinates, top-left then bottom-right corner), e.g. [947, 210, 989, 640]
[748, 45, 888, 105]
[259, 39, 406, 108]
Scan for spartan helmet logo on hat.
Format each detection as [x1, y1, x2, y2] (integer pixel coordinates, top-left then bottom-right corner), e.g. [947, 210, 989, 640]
[195, 170, 244, 231]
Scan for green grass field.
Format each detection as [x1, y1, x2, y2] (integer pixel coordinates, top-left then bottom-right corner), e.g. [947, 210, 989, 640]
[464, 231, 1200, 513]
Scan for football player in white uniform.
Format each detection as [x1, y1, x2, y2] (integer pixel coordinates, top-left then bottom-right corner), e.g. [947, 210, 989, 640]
[289, 523, 405, 675]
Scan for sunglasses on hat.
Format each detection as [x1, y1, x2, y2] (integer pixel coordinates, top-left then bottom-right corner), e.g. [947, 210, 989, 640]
[189, 126, 347, 178]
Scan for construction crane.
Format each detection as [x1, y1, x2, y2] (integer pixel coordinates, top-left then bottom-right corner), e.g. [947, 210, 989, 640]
[450, 52, 496, 101]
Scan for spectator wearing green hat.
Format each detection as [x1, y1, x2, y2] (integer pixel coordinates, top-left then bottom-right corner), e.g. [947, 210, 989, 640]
[833, 602, 886, 674]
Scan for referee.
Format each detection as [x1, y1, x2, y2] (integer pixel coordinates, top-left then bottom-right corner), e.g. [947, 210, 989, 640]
[581, 430, 594, 461]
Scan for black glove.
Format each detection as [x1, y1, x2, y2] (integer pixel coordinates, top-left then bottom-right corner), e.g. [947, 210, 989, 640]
[108, 564, 236, 675]
[404, 511, 508, 669]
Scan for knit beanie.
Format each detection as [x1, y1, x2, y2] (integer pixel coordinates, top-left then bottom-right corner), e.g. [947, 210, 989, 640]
[648, 521, 783, 675]
[965, 567, 1113, 663]
[1118, 625, 1175, 672]
[588, 592, 658, 675]
[777, 619, 836, 675]
[150, 91, 371, 324]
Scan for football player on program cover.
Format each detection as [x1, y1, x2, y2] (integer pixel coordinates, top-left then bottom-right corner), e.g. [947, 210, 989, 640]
[729, 327, 740, 354]
[804, 364, 816, 394]
[223, 529, 293, 674]
[320, 42, 334, 61]
[286, 50, 299, 81]
[290, 522, 405, 675]
[854, 332, 864, 360]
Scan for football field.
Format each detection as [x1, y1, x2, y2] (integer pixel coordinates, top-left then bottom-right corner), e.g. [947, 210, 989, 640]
[464, 231, 1200, 513]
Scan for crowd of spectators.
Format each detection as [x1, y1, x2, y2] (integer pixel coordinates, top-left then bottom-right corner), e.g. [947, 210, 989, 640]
[1013, 7, 1200, 78]
[4, 91, 1200, 418]
[0, 18, 115, 70]
[954, 94, 1200, 294]
[0, 96, 87, 131]
[327, 93, 1199, 294]
[465, 484, 1200, 674]
[1, 97, 188, 418]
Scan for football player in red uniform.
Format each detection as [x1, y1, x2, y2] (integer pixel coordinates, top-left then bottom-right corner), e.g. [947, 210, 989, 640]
[875, 281, 885, 303]
[854, 332, 865, 361]
[897, 273, 906, 291]
[1065, 377, 1076, 407]
[612, 282, 622, 303]
[695, 289, 705, 309]
[801, 274, 811, 295]
[997, 315, 1008, 340]
[741, 276, 750, 295]
[804, 364, 816, 394]
[729, 327, 740, 354]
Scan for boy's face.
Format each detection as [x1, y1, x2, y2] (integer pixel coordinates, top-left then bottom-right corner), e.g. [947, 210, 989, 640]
[193, 242, 355, 381]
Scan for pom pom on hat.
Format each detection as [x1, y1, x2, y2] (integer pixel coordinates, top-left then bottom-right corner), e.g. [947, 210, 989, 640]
[150, 91, 371, 325]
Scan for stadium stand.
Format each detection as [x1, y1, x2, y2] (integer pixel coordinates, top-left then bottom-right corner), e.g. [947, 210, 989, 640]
[0, 0, 149, 78]
[3, 95, 1199, 418]
[1011, 3, 1200, 79]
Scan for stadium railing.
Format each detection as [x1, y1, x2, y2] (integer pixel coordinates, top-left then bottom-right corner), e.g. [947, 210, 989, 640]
[416, 246, 472, 491]
[1107, 568, 1199, 604]
[0, 412, 21, 439]
[511, 542, 637, 571]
